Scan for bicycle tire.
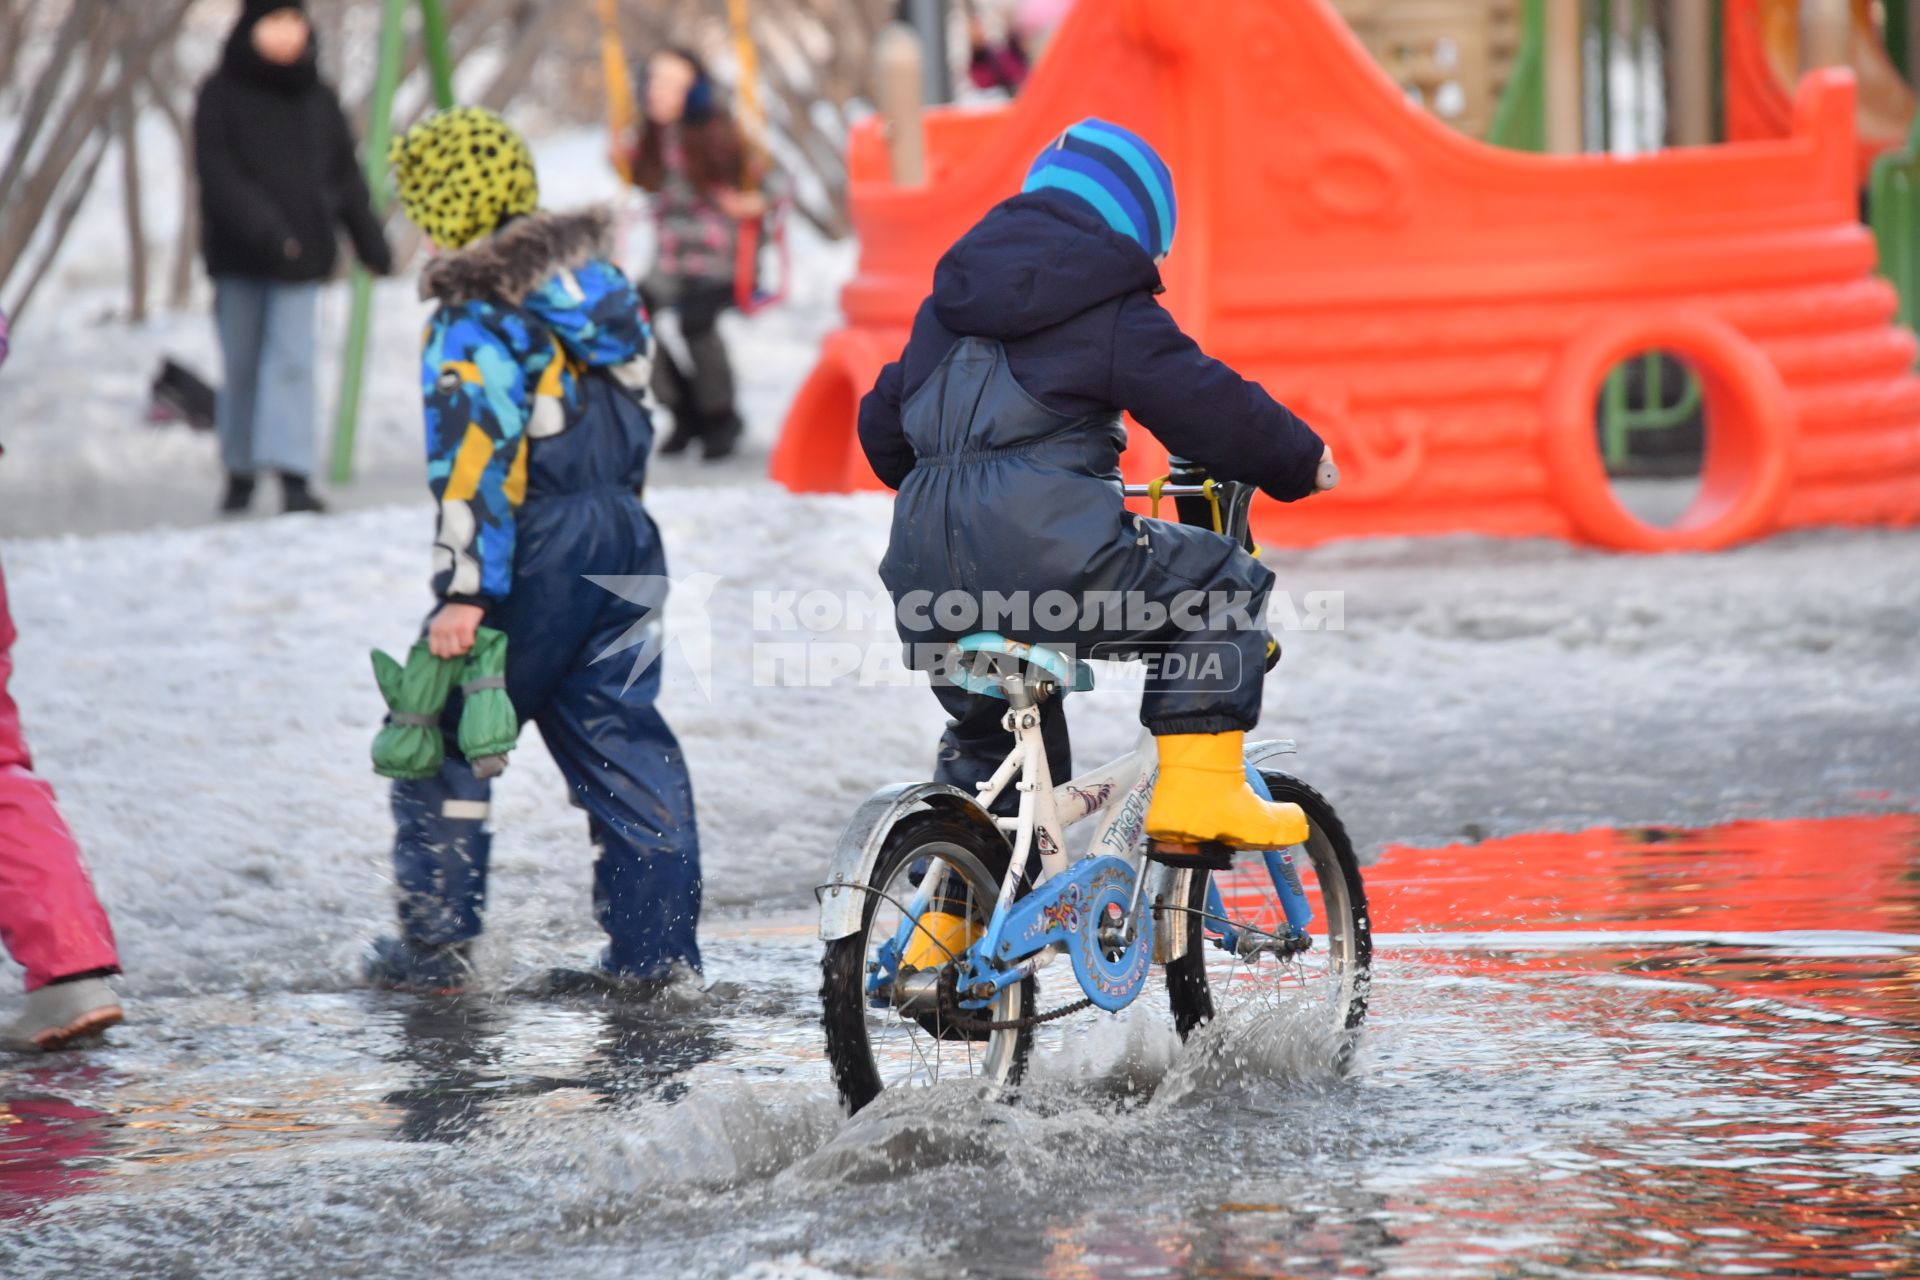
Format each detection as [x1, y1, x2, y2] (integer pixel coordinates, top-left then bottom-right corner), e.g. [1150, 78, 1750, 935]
[1163, 772, 1371, 1069]
[820, 811, 1035, 1113]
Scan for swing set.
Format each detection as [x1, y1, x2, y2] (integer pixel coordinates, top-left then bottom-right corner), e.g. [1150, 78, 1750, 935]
[330, 0, 786, 484]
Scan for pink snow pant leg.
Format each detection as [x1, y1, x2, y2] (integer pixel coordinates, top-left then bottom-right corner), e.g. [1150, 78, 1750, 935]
[0, 561, 118, 992]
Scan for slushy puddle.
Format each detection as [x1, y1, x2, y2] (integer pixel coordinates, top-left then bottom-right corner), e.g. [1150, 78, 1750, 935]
[3, 814, 1916, 1278]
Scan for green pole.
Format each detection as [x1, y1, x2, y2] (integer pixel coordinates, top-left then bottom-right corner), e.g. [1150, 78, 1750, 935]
[1889, 1, 1912, 82]
[329, 0, 410, 487]
[1488, 0, 1547, 151]
[1870, 103, 1920, 347]
[419, 0, 457, 109]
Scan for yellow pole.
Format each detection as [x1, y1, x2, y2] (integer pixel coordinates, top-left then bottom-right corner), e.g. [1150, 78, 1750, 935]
[727, 0, 765, 187]
[598, 0, 636, 183]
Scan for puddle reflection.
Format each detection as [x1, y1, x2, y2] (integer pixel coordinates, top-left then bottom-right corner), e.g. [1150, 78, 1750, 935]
[1, 818, 1915, 1278]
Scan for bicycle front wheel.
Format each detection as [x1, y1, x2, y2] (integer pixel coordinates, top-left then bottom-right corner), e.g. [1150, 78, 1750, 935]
[820, 811, 1035, 1113]
[1163, 771, 1371, 1070]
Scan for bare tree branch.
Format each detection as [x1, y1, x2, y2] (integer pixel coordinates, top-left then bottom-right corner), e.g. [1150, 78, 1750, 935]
[6, 131, 112, 324]
[0, 0, 196, 303]
[142, 50, 201, 310]
[0, 0, 40, 102]
[0, 0, 108, 218]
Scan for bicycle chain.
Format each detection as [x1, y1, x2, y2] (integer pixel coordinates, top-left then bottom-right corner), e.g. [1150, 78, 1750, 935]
[935, 965, 1093, 1032]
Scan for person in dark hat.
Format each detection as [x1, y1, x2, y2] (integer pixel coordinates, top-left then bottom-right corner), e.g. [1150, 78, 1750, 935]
[194, 0, 391, 516]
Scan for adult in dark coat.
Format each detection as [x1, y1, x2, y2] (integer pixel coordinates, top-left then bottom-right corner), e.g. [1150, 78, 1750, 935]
[194, 0, 390, 515]
[858, 118, 1334, 860]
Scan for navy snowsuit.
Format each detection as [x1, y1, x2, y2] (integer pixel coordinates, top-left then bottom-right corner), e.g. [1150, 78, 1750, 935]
[857, 190, 1325, 793]
[391, 209, 701, 979]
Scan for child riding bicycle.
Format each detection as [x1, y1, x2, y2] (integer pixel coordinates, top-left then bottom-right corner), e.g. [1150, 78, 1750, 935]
[858, 118, 1335, 898]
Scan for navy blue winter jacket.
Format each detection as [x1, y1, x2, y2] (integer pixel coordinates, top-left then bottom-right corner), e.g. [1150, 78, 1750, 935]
[857, 190, 1324, 501]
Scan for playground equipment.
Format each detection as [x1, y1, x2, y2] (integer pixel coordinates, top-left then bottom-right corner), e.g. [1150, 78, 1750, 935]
[1725, 0, 1918, 179]
[1328, 0, 1525, 140]
[770, 0, 1920, 551]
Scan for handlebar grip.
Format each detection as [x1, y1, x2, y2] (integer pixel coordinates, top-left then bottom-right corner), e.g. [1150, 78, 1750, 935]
[1316, 460, 1340, 492]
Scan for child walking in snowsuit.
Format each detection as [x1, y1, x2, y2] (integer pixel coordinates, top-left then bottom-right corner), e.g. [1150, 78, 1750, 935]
[858, 118, 1333, 867]
[366, 108, 701, 993]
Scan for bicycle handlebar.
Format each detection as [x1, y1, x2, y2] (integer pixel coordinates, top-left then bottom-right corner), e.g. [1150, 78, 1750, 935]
[1120, 483, 1213, 499]
[1121, 465, 1340, 505]
[1125, 455, 1339, 552]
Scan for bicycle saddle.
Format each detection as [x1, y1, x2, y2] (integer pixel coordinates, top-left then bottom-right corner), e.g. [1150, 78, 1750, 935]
[946, 632, 1096, 699]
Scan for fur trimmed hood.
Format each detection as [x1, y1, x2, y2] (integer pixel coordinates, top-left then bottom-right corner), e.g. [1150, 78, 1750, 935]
[419, 207, 615, 306]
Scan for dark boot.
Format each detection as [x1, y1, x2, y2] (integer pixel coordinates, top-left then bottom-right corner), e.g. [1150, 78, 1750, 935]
[220, 473, 255, 515]
[658, 412, 700, 456]
[364, 936, 475, 995]
[280, 472, 328, 514]
[700, 412, 743, 461]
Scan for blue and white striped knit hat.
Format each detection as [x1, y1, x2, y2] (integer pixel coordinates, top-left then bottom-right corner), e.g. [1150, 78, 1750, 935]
[1021, 118, 1177, 259]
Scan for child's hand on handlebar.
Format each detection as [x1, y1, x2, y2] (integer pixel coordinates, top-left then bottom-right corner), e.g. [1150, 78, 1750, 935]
[1315, 445, 1339, 492]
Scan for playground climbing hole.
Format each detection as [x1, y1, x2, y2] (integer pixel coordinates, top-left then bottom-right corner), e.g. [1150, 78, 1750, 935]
[1595, 348, 1708, 530]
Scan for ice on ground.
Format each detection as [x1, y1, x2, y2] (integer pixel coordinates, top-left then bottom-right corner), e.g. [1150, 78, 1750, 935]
[1, 488, 1915, 1001]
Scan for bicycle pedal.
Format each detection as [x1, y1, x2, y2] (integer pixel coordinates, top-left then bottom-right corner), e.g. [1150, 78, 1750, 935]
[1145, 839, 1234, 871]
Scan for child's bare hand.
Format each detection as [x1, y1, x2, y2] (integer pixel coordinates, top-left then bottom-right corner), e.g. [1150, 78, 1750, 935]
[429, 603, 486, 659]
[1315, 445, 1339, 492]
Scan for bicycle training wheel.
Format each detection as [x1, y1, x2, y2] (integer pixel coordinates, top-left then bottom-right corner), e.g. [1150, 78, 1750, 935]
[1163, 771, 1371, 1070]
[820, 811, 1035, 1113]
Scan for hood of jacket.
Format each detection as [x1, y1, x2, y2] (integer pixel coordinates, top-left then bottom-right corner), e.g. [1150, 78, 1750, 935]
[421, 207, 644, 368]
[221, 6, 320, 93]
[930, 190, 1162, 341]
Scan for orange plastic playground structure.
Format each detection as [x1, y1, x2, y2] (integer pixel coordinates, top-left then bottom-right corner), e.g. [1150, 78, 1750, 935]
[1724, 0, 1917, 180]
[770, 0, 1920, 551]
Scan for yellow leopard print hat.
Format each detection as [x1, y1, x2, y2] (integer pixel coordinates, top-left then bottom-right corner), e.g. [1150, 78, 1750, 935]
[389, 107, 538, 250]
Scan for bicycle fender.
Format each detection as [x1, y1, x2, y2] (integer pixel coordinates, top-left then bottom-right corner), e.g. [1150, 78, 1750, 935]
[1243, 737, 1299, 772]
[817, 782, 1001, 942]
[1148, 863, 1194, 963]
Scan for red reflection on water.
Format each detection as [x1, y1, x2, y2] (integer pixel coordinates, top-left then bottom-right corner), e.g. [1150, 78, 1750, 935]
[1354, 814, 1920, 1026]
[1366, 814, 1920, 936]
[0, 1090, 113, 1220]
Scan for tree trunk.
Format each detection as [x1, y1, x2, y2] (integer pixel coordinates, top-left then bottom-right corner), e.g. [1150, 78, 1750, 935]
[144, 56, 201, 311]
[119, 89, 148, 323]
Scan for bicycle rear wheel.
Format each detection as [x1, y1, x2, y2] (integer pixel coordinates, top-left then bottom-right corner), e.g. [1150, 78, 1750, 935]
[1163, 771, 1371, 1070]
[820, 811, 1035, 1113]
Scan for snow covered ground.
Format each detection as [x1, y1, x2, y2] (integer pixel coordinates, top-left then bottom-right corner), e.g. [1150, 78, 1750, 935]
[3, 493, 1916, 1000]
[3, 123, 1918, 1000]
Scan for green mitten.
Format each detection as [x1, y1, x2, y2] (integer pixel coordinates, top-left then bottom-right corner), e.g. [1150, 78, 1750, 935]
[457, 627, 517, 780]
[371, 639, 460, 780]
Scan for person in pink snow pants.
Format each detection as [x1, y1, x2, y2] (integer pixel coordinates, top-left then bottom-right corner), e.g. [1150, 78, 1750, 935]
[0, 310, 124, 1052]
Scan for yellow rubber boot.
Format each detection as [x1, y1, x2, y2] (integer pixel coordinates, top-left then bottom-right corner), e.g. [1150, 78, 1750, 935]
[901, 911, 983, 970]
[1144, 731, 1310, 851]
